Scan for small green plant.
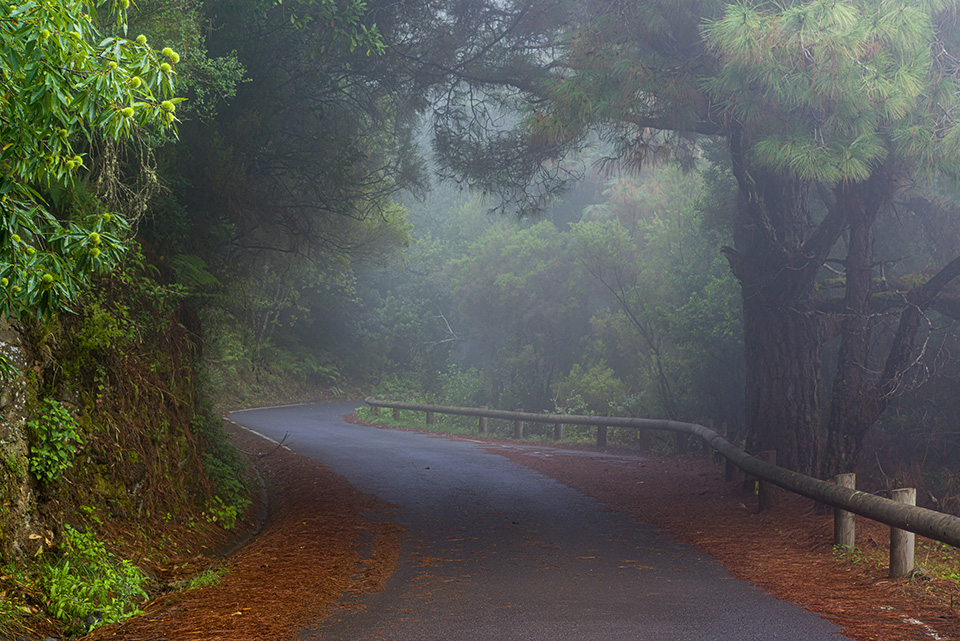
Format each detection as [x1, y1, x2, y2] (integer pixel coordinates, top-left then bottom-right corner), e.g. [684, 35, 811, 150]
[192, 413, 251, 529]
[181, 566, 227, 591]
[0, 593, 27, 640]
[916, 539, 960, 583]
[41, 525, 147, 628]
[354, 405, 379, 422]
[80, 505, 103, 526]
[833, 543, 886, 573]
[27, 399, 83, 485]
[206, 496, 241, 530]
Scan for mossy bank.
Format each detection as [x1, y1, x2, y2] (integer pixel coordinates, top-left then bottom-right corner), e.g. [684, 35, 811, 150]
[0, 250, 252, 639]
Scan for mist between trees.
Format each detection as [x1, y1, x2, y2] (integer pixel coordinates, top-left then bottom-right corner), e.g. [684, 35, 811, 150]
[6, 2, 960, 631]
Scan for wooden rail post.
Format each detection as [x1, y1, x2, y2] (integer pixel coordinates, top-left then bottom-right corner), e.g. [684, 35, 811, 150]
[890, 487, 917, 578]
[554, 422, 563, 441]
[513, 420, 523, 439]
[425, 411, 435, 425]
[725, 430, 740, 483]
[597, 425, 608, 449]
[371, 405, 380, 417]
[392, 408, 400, 420]
[478, 416, 487, 435]
[833, 473, 856, 550]
[757, 450, 778, 511]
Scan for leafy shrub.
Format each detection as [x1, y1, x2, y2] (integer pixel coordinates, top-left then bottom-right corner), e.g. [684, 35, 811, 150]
[27, 399, 82, 485]
[439, 363, 487, 408]
[551, 362, 627, 416]
[206, 496, 241, 530]
[192, 413, 250, 529]
[436, 363, 487, 429]
[371, 372, 429, 403]
[41, 526, 147, 627]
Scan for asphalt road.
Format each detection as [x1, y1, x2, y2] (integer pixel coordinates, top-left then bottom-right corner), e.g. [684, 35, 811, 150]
[228, 401, 849, 641]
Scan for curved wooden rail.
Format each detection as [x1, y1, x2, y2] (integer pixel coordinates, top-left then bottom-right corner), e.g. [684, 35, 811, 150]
[365, 397, 960, 549]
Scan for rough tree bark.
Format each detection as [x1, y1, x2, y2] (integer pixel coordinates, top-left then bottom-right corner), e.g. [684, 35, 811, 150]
[741, 296, 823, 474]
[821, 177, 885, 476]
[724, 129, 845, 475]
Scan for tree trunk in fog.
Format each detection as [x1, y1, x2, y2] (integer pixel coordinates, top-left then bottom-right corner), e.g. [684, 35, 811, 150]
[725, 130, 842, 476]
[820, 177, 960, 476]
[822, 179, 884, 477]
[742, 295, 823, 475]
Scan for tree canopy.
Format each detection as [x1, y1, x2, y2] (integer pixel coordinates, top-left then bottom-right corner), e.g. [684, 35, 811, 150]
[414, 0, 960, 475]
[0, 0, 179, 318]
[12, 0, 960, 480]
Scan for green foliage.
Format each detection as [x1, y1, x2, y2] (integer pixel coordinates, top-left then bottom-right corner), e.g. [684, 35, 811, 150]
[180, 566, 227, 591]
[169, 254, 220, 290]
[128, 0, 246, 122]
[450, 220, 592, 410]
[552, 362, 626, 415]
[360, 157, 742, 428]
[431, 363, 489, 429]
[74, 300, 137, 355]
[27, 399, 82, 485]
[0, 582, 30, 638]
[192, 414, 250, 529]
[438, 363, 487, 408]
[371, 372, 430, 403]
[40, 525, 147, 627]
[206, 496, 241, 530]
[0, 0, 180, 319]
[702, 0, 956, 182]
[566, 163, 743, 425]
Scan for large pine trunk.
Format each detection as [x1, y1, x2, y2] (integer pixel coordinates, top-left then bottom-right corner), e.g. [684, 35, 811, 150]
[742, 292, 823, 475]
[727, 133, 838, 476]
[821, 181, 884, 477]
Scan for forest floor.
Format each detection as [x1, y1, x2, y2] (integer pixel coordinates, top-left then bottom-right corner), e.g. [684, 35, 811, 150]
[81, 416, 960, 641]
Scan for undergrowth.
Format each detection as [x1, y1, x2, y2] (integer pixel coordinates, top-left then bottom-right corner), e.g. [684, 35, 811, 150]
[177, 566, 227, 591]
[193, 412, 251, 530]
[839, 538, 960, 585]
[354, 405, 627, 446]
[0, 593, 27, 640]
[1, 242, 257, 637]
[27, 399, 82, 485]
[40, 526, 148, 629]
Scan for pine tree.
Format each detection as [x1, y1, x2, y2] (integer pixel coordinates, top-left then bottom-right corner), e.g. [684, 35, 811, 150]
[428, 0, 960, 474]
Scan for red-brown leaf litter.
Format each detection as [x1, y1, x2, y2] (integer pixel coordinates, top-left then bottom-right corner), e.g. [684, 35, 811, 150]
[84, 423, 402, 641]
[85, 418, 960, 641]
[490, 445, 960, 641]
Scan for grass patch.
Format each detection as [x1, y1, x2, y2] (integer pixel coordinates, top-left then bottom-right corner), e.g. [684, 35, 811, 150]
[834, 536, 960, 591]
[176, 566, 228, 591]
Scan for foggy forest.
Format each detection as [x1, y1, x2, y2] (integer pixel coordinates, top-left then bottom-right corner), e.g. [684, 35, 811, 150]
[4, 0, 960, 637]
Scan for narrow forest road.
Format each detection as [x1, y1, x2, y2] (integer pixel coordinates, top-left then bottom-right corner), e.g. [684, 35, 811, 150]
[228, 402, 849, 641]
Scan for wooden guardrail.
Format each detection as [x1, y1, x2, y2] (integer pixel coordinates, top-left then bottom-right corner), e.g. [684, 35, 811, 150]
[365, 397, 960, 576]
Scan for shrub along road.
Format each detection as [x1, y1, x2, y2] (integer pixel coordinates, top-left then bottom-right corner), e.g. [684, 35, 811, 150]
[226, 401, 847, 640]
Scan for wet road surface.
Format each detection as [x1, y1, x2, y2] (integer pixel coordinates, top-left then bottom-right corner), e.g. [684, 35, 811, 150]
[228, 401, 848, 641]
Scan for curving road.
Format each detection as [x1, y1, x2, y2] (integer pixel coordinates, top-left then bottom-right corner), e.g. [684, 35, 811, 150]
[229, 401, 849, 641]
